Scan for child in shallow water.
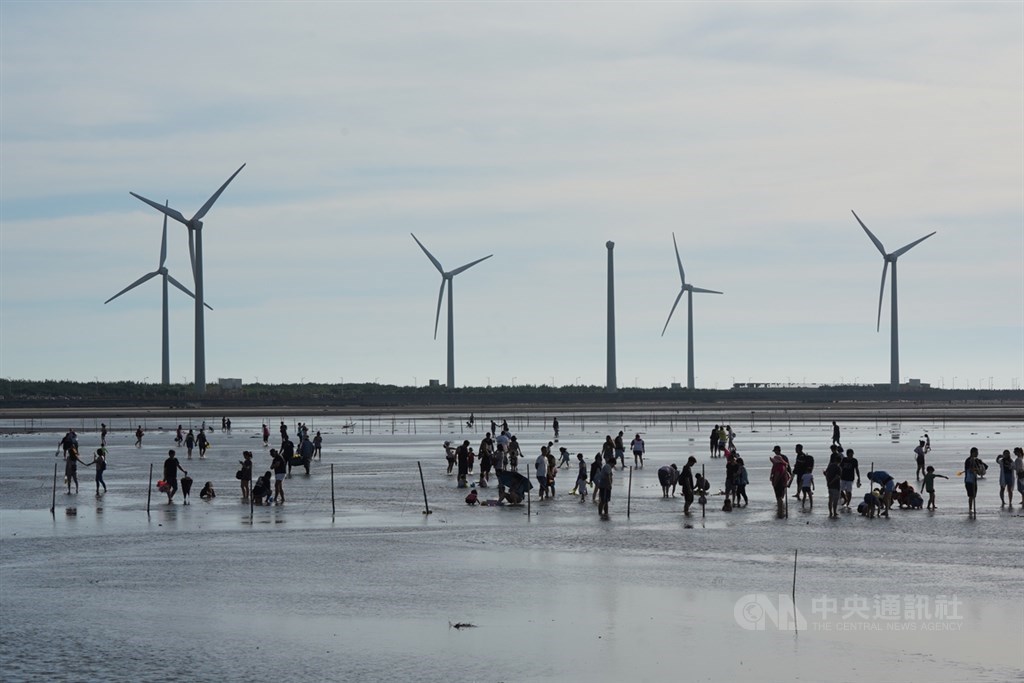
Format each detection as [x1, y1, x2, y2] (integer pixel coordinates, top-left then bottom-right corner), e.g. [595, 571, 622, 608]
[465, 489, 479, 505]
[200, 482, 216, 500]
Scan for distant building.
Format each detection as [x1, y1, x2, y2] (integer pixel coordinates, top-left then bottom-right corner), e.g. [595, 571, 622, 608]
[218, 378, 242, 390]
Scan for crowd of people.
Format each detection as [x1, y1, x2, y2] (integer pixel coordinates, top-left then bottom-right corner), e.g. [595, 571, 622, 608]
[446, 420, 1024, 519]
[50, 420, 1024, 519]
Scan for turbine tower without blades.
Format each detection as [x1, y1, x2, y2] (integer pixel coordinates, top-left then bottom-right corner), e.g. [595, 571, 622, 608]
[660, 232, 722, 391]
[104, 204, 212, 385]
[606, 241, 617, 393]
[130, 164, 245, 394]
[411, 234, 492, 389]
[852, 210, 936, 392]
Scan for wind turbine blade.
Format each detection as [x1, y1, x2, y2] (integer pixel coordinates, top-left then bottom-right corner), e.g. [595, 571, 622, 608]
[852, 210, 887, 257]
[433, 280, 445, 340]
[661, 290, 685, 337]
[690, 286, 723, 295]
[891, 231, 936, 259]
[104, 271, 159, 304]
[449, 254, 492, 276]
[188, 228, 196, 280]
[131, 192, 189, 226]
[411, 233, 445, 275]
[158, 204, 169, 268]
[165, 273, 213, 310]
[876, 260, 889, 332]
[192, 163, 246, 222]
[672, 232, 686, 285]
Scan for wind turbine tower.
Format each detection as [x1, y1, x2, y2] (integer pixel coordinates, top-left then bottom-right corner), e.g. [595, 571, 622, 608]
[104, 204, 212, 384]
[852, 210, 936, 392]
[130, 164, 245, 394]
[411, 234, 492, 389]
[660, 233, 722, 390]
[606, 241, 617, 393]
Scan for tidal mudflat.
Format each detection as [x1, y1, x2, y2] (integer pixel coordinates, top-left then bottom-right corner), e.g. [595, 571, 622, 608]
[2, 411, 1021, 682]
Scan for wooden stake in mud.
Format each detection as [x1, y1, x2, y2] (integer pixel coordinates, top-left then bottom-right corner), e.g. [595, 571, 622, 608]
[627, 466, 633, 518]
[792, 548, 799, 633]
[527, 463, 532, 518]
[50, 462, 58, 515]
[146, 463, 153, 514]
[417, 461, 431, 515]
[330, 463, 336, 516]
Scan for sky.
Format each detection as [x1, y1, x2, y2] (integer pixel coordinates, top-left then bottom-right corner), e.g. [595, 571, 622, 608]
[1, 2, 1022, 391]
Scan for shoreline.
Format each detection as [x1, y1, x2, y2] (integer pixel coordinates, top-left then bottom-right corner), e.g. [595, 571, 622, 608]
[1, 399, 1022, 425]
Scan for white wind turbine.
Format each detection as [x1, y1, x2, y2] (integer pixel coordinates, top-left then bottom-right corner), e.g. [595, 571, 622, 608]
[411, 233, 492, 389]
[104, 205, 212, 385]
[660, 233, 722, 391]
[852, 210, 936, 392]
[130, 164, 245, 394]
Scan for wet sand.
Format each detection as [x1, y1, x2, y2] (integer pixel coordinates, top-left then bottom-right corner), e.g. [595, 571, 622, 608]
[2, 412, 1022, 682]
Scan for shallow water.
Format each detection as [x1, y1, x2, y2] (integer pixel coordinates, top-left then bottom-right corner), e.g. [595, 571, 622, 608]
[1, 413, 1022, 682]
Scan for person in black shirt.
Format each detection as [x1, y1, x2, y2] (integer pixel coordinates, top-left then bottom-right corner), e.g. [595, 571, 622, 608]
[162, 450, 187, 503]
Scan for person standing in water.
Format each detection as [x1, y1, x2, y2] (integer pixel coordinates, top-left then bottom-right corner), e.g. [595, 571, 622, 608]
[134, 425, 144, 448]
[574, 454, 588, 502]
[922, 466, 948, 510]
[831, 421, 841, 447]
[630, 433, 645, 469]
[184, 430, 196, 459]
[914, 440, 928, 480]
[65, 448, 86, 494]
[89, 448, 108, 495]
[996, 449, 1015, 506]
[552, 417, 559, 440]
[239, 451, 253, 500]
[596, 458, 613, 518]
[963, 447, 981, 515]
[100, 423, 108, 447]
[162, 449, 187, 504]
[262, 423, 270, 447]
[681, 456, 697, 515]
[271, 448, 287, 503]
[313, 431, 323, 460]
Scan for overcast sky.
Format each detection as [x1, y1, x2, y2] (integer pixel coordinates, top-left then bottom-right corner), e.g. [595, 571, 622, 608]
[2, 2, 1021, 390]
